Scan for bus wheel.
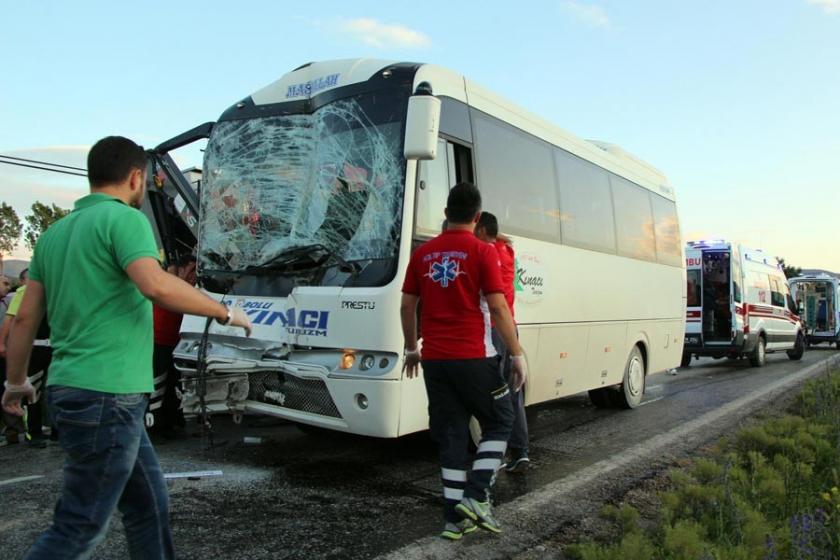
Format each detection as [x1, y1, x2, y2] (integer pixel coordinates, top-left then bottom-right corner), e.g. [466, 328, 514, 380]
[787, 332, 805, 361]
[609, 346, 645, 409]
[748, 336, 766, 367]
[680, 353, 692, 368]
[588, 388, 612, 408]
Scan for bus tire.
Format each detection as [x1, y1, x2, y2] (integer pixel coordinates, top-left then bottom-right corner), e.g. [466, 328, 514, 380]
[609, 346, 645, 409]
[748, 336, 766, 367]
[787, 332, 805, 361]
[588, 388, 612, 408]
[680, 353, 692, 368]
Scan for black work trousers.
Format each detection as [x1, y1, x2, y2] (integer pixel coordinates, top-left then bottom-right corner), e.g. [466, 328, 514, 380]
[422, 357, 514, 522]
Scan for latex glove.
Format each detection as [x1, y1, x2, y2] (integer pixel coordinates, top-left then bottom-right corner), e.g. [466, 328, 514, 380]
[2, 379, 37, 416]
[510, 355, 528, 392]
[403, 348, 421, 379]
[228, 307, 253, 337]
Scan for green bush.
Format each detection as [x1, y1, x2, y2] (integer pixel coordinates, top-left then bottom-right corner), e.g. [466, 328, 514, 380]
[564, 371, 840, 559]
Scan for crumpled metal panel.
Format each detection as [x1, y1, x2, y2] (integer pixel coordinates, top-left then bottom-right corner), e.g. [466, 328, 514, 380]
[198, 98, 404, 273]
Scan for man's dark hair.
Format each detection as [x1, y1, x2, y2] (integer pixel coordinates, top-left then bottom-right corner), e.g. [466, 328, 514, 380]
[87, 136, 147, 188]
[446, 182, 482, 224]
[477, 211, 499, 238]
[19, 268, 28, 281]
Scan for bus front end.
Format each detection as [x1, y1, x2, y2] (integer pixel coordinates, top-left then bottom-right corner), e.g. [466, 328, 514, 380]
[172, 60, 429, 438]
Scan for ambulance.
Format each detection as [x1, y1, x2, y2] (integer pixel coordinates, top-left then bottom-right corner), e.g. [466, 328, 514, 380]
[789, 274, 840, 347]
[682, 241, 805, 367]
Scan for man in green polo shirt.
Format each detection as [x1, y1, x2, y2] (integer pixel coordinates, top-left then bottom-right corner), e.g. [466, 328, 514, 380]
[3, 136, 251, 560]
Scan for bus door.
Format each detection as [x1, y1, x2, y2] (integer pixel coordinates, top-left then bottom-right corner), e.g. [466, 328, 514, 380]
[414, 137, 474, 240]
[702, 251, 732, 343]
[684, 249, 702, 346]
[141, 123, 212, 266]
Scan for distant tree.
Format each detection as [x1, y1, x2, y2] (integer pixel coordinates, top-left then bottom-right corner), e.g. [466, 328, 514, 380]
[24, 201, 70, 251]
[0, 202, 22, 274]
[777, 257, 802, 279]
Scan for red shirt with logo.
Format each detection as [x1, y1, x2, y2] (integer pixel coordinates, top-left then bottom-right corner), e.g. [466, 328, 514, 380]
[494, 240, 516, 319]
[402, 229, 505, 360]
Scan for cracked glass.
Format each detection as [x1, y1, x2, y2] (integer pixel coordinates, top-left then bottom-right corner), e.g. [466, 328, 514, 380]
[198, 93, 406, 283]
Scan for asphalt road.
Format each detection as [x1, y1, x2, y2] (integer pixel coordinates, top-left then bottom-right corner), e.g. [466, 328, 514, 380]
[1, 347, 837, 559]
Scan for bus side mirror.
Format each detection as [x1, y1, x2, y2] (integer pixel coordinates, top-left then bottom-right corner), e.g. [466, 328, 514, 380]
[404, 83, 440, 160]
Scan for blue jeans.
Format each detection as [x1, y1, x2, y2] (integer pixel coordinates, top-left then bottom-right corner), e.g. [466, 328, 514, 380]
[27, 386, 174, 560]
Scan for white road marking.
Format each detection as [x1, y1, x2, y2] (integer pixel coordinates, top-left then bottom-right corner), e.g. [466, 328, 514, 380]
[637, 396, 665, 407]
[0, 475, 44, 487]
[163, 470, 223, 480]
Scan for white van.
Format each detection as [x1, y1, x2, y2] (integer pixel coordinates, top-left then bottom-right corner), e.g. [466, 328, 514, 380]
[683, 241, 805, 367]
[789, 274, 840, 347]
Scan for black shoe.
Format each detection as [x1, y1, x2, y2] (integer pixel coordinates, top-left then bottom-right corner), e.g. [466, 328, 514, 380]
[26, 434, 48, 448]
[504, 448, 530, 473]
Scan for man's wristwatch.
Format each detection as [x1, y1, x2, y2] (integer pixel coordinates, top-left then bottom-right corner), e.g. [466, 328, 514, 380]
[217, 305, 233, 326]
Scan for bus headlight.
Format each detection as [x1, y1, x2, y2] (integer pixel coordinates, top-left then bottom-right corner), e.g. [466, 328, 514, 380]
[340, 352, 356, 369]
[359, 354, 376, 371]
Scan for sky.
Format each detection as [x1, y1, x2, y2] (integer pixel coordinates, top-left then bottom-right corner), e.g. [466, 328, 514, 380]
[1, 0, 838, 269]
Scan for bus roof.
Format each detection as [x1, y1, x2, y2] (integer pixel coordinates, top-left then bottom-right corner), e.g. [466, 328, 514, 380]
[245, 58, 672, 199]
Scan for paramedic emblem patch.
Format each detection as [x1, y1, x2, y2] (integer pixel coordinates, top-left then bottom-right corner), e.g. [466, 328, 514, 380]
[429, 256, 460, 288]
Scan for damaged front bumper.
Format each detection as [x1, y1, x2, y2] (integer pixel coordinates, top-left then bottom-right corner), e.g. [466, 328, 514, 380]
[172, 335, 404, 437]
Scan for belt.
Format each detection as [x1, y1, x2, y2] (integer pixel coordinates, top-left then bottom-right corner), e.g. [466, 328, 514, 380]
[33, 340, 51, 347]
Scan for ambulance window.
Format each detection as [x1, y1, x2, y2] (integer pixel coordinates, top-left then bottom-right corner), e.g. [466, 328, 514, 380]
[769, 276, 785, 307]
[611, 175, 656, 262]
[687, 269, 701, 306]
[555, 149, 616, 253]
[732, 254, 742, 303]
[473, 112, 561, 242]
[651, 195, 681, 267]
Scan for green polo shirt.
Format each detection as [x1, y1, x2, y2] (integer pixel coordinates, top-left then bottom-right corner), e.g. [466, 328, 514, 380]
[28, 193, 160, 393]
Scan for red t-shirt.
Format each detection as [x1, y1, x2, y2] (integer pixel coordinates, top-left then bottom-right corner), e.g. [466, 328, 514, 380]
[494, 239, 516, 319]
[402, 229, 505, 360]
[153, 305, 183, 347]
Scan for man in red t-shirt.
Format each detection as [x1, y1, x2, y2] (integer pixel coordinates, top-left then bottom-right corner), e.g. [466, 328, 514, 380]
[401, 182, 527, 540]
[149, 255, 196, 436]
[476, 212, 530, 473]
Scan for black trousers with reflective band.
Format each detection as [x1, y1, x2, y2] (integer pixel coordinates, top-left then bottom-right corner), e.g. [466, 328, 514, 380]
[422, 357, 514, 522]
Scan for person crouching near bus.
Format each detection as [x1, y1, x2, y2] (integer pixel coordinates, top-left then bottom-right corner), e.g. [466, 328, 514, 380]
[475, 212, 530, 472]
[401, 182, 527, 540]
[148, 254, 196, 438]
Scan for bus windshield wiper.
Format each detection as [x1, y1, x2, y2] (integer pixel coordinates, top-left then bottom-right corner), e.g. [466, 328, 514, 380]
[242, 243, 330, 274]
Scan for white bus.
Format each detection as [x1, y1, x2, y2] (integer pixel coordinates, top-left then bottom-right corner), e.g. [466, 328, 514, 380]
[145, 59, 686, 438]
[789, 274, 840, 347]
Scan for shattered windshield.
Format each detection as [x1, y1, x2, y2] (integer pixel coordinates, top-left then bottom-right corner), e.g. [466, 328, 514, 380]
[198, 93, 407, 280]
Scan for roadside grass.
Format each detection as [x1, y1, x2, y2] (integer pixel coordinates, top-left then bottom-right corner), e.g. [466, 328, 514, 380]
[565, 368, 840, 560]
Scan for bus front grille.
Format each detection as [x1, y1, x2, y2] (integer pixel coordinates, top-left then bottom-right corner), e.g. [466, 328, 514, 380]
[247, 371, 342, 419]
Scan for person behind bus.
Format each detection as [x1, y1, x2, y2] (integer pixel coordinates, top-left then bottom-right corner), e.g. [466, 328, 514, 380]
[401, 182, 526, 540]
[148, 254, 197, 438]
[475, 212, 530, 472]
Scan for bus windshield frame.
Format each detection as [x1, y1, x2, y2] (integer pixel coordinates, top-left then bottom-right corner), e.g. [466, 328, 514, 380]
[197, 88, 409, 294]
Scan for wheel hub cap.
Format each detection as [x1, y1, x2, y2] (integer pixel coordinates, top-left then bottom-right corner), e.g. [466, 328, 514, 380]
[628, 357, 644, 396]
